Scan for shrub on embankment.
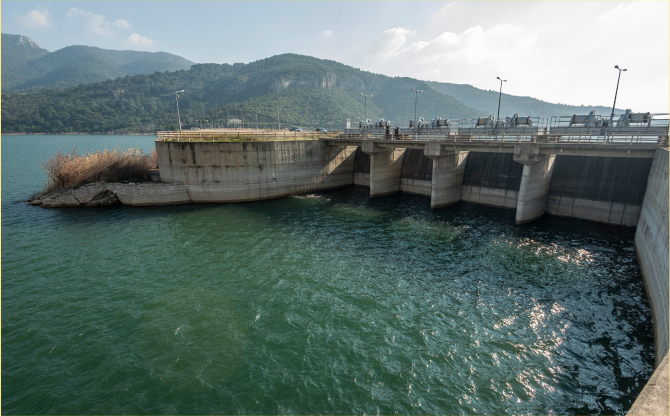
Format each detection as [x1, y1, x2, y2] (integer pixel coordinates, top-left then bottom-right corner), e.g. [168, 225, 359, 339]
[41, 147, 158, 193]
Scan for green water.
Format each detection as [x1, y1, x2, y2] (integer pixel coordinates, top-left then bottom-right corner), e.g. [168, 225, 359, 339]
[1, 135, 655, 414]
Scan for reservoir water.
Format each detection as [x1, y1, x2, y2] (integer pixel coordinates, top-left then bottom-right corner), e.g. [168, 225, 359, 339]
[1, 135, 656, 414]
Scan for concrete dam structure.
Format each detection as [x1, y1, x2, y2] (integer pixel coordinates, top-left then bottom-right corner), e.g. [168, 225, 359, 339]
[154, 138, 668, 413]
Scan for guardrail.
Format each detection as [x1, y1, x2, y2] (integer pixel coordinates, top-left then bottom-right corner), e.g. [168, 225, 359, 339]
[157, 123, 668, 146]
[550, 113, 669, 130]
[457, 116, 549, 129]
[337, 130, 668, 145]
[156, 130, 340, 142]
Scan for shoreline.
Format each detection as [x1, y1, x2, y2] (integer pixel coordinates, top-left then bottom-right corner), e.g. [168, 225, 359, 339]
[29, 179, 190, 207]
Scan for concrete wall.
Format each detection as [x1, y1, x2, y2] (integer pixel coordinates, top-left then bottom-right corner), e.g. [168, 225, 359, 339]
[462, 186, 518, 208]
[461, 153, 522, 208]
[629, 148, 669, 415]
[634, 148, 669, 366]
[548, 156, 652, 226]
[156, 140, 357, 202]
[400, 149, 432, 197]
[628, 354, 669, 415]
[353, 147, 370, 187]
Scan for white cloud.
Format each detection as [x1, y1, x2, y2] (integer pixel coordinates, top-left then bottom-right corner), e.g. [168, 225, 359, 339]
[365, 27, 416, 60]
[364, 23, 538, 76]
[127, 33, 156, 47]
[67, 7, 131, 37]
[357, 2, 669, 113]
[323, 30, 333, 36]
[19, 8, 51, 29]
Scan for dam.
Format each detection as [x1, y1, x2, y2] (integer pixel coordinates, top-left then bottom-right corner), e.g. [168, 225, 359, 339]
[152, 129, 668, 414]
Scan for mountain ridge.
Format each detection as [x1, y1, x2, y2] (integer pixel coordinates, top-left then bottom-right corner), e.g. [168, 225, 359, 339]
[1, 33, 195, 92]
[2, 35, 627, 134]
[426, 81, 621, 119]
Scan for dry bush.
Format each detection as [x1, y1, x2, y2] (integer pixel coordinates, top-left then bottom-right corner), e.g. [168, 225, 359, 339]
[42, 146, 155, 192]
[148, 148, 159, 169]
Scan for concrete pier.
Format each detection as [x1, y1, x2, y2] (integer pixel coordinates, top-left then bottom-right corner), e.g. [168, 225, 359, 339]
[361, 141, 405, 197]
[156, 140, 357, 202]
[424, 142, 469, 208]
[513, 145, 556, 225]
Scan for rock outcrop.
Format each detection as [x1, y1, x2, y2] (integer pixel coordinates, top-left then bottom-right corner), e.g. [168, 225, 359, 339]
[30, 181, 192, 208]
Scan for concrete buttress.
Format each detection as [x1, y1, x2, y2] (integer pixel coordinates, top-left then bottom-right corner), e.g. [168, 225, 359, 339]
[424, 142, 469, 209]
[514, 144, 556, 225]
[362, 141, 406, 197]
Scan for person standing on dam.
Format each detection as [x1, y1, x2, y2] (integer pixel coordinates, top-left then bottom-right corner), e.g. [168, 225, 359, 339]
[394, 126, 400, 140]
[385, 125, 391, 140]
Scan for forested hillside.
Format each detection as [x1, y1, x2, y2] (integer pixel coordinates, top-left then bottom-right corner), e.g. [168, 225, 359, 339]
[2, 39, 625, 134]
[1, 33, 194, 92]
[2, 54, 483, 133]
[2, 34, 51, 90]
[427, 81, 622, 118]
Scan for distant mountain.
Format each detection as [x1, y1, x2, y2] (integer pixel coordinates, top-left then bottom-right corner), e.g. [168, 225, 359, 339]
[2, 34, 50, 89]
[2, 54, 484, 133]
[427, 81, 622, 118]
[2, 48, 627, 134]
[1, 33, 195, 92]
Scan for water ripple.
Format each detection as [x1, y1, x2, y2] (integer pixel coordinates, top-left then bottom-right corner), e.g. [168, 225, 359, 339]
[1, 135, 656, 415]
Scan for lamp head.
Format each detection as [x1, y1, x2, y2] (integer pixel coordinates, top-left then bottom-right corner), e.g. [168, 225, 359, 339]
[176, 90, 185, 93]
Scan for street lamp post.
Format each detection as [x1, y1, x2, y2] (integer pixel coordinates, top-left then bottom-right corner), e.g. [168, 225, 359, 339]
[360, 93, 371, 120]
[411, 87, 423, 126]
[175, 90, 184, 137]
[610, 65, 627, 123]
[496, 77, 506, 127]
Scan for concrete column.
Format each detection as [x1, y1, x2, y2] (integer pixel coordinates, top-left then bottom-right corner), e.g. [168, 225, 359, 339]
[424, 142, 469, 209]
[362, 141, 405, 197]
[513, 144, 556, 225]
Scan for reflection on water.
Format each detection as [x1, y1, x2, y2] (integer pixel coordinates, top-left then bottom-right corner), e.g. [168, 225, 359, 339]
[1, 135, 656, 415]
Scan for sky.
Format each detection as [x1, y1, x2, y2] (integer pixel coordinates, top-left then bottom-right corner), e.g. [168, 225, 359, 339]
[2, 1, 669, 113]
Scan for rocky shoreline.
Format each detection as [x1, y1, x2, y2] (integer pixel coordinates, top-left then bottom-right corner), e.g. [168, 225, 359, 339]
[29, 181, 191, 207]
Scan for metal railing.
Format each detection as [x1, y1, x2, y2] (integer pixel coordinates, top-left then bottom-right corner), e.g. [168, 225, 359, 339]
[457, 116, 548, 130]
[336, 129, 668, 145]
[550, 112, 669, 128]
[156, 113, 668, 146]
[156, 130, 340, 142]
